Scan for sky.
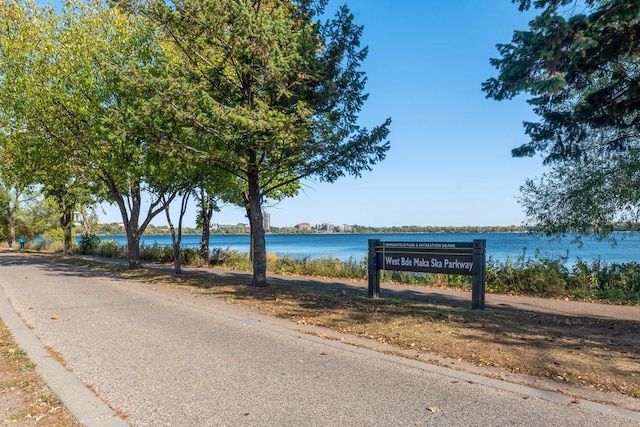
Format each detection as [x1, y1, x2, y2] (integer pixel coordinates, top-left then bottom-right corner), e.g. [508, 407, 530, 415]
[43, 0, 547, 228]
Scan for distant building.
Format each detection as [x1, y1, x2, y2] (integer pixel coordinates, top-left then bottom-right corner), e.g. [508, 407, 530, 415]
[296, 222, 312, 231]
[263, 211, 271, 231]
[316, 222, 335, 232]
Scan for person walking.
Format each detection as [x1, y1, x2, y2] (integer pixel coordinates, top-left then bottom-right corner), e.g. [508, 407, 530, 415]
[6, 234, 13, 250]
[18, 235, 25, 250]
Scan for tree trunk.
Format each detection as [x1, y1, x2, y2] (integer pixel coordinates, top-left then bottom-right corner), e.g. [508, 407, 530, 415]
[173, 242, 182, 274]
[200, 224, 211, 261]
[60, 204, 73, 254]
[247, 169, 267, 287]
[101, 173, 171, 271]
[8, 216, 15, 248]
[199, 190, 214, 261]
[61, 211, 73, 254]
[126, 222, 142, 269]
[164, 197, 184, 275]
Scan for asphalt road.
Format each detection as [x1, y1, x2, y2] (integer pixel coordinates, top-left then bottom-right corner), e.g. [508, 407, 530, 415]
[1, 253, 639, 426]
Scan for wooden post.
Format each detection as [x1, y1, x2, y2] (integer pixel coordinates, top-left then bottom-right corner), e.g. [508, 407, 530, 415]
[471, 239, 486, 310]
[368, 239, 380, 299]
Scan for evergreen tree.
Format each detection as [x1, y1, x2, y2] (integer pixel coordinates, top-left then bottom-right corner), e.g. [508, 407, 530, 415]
[120, 0, 391, 286]
[484, 0, 640, 239]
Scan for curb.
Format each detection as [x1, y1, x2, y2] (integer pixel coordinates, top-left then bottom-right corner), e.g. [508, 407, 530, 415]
[0, 287, 128, 427]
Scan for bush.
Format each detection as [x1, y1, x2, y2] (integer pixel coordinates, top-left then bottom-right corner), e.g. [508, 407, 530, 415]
[566, 260, 640, 302]
[269, 255, 368, 279]
[486, 251, 569, 297]
[208, 247, 250, 269]
[77, 233, 101, 255]
[30, 235, 640, 303]
[181, 247, 207, 267]
[140, 244, 174, 264]
[95, 240, 125, 258]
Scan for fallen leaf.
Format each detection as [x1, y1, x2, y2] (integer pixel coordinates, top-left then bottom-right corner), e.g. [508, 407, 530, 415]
[50, 314, 59, 320]
[427, 406, 439, 413]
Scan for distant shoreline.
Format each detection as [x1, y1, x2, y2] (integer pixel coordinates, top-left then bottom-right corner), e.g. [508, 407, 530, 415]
[85, 224, 532, 236]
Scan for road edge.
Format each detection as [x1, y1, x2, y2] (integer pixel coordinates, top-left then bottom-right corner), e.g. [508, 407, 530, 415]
[0, 286, 128, 427]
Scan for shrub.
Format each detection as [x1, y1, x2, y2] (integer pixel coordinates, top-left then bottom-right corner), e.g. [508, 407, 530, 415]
[181, 247, 207, 267]
[486, 251, 568, 297]
[208, 247, 251, 270]
[95, 240, 125, 258]
[77, 233, 101, 255]
[30, 238, 63, 252]
[140, 244, 174, 264]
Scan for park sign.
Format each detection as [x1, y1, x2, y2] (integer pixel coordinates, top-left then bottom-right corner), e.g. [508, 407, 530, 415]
[379, 241, 474, 275]
[367, 239, 486, 310]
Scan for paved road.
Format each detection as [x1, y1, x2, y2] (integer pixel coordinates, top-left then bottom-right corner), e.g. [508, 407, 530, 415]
[1, 252, 639, 426]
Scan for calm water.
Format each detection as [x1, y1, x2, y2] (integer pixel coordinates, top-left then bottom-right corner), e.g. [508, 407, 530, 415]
[97, 232, 640, 264]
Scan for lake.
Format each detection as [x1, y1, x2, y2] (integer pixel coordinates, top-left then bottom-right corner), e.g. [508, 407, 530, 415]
[96, 232, 640, 264]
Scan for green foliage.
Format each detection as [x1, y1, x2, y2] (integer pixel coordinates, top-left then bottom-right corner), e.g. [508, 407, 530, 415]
[41, 228, 65, 245]
[208, 248, 251, 270]
[58, 236, 640, 303]
[77, 233, 101, 255]
[180, 247, 207, 267]
[140, 244, 174, 264]
[270, 255, 368, 280]
[568, 259, 640, 302]
[30, 238, 64, 253]
[120, 0, 391, 285]
[94, 240, 126, 258]
[484, 0, 640, 242]
[486, 252, 569, 297]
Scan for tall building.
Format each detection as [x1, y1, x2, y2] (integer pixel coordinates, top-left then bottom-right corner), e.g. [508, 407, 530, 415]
[263, 211, 271, 231]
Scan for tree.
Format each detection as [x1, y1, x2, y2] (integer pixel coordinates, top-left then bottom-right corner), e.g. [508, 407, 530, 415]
[0, 0, 181, 265]
[195, 187, 220, 261]
[121, 0, 391, 286]
[483, 0, 640, 239]
[0, 0, 98, 253]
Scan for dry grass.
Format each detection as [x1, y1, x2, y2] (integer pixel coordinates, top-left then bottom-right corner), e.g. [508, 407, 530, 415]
[0, 320, 80, 426]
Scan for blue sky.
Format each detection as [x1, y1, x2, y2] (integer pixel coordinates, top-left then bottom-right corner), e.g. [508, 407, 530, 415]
[41, 0, 547, 227]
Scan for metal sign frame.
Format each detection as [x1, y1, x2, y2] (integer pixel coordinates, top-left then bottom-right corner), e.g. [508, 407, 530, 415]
[368, 239, 486, 310]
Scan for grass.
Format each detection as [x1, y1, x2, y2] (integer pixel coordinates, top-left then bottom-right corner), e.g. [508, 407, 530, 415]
[70, 239, 640, 303]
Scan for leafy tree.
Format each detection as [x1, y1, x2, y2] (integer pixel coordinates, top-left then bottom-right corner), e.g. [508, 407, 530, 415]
[0, 1, 99, 253]
[120, 0, 391, 286]
[519, 149, 640, 240]
[483, 0, 640, 240]
[0, 0, 181, 265]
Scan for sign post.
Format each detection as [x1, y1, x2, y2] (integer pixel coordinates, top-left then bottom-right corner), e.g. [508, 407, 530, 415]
[367, 239, 381, 299]
[471, 239, 486, 310]
[368, 239, 486, 309]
